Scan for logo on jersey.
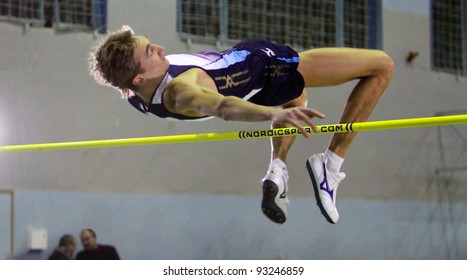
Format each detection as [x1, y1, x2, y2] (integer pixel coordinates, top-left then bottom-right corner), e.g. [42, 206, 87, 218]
[215, 70, 251, 90]
[265, 65, 291, 77]
[261, 48, 276, 57]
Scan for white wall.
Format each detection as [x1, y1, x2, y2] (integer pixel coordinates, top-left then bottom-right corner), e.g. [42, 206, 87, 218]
[9, 190, 467, 260]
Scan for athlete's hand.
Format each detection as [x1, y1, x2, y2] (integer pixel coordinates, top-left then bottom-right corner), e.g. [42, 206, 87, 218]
[272, 107, 325, 138]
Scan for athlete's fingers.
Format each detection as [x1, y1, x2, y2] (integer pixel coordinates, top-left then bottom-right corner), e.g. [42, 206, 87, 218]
[273, 107, 322, 137]
[296, 108, 322, 133]
[292, 109, 315, 135]
[288, 110, 312, 138]
[308, 108, 325, 133]
[305, 108, 325, 119]
[298, 110, 319, 133]
[290, 121, 311, 138]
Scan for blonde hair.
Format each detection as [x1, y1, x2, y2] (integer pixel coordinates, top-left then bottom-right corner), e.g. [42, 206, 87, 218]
[89, 25, 142, 99]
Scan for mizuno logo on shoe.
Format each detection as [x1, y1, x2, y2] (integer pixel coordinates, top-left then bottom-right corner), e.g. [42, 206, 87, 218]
[280, 176, 287, 199]
[280, 190, 286, 199]
[319, 163, 334, 198]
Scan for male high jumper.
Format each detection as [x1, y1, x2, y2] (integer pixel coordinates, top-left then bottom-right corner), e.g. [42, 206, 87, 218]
[90, 26, 394, 224]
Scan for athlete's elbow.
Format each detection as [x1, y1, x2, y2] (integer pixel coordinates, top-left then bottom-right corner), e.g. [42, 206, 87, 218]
[214, 97, 238, 121]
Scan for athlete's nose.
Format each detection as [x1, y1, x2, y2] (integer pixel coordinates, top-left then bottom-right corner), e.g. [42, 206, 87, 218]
[153, 44, 164, 52]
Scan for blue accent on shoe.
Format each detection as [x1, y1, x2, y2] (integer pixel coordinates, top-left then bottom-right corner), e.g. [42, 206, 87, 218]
[319, 163, 334, 199]
[306, 159, 336, 224]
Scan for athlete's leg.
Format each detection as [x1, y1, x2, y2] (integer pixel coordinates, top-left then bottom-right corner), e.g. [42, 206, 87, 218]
[261, 90, 308, 224]
[297, 48, 394, 157]
[271, 90, 308, 163]
[298, 48, 394, 224]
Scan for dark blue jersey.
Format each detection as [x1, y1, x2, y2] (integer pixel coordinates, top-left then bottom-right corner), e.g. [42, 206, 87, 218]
[128, 40, 304, 120]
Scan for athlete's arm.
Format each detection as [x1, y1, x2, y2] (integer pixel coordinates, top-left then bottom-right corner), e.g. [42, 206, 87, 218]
[164, 68, 324, 136]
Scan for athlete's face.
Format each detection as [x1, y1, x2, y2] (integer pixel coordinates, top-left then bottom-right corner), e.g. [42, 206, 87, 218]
[132, 35, 170, 86]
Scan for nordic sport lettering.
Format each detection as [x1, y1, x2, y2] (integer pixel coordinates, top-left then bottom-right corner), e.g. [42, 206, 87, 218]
[320, 123, 353, 132]
[239, 123, 354, 139]
[241, 128, 310, 138]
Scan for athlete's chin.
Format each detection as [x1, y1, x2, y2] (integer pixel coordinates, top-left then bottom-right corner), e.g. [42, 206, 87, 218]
[162, 59, 170, 69]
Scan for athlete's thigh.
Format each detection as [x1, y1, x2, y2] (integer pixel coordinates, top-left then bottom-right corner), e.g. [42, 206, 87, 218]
[281, 90, 308, 109]
[297, 48, 389, 87]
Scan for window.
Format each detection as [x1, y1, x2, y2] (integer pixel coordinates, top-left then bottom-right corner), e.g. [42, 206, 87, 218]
[0, 0, 107, 33]
[344, 0, 380, 49]
[177, 0, 381, 49]
[177, 0, 221, 42]
[431, 0, 467, 75]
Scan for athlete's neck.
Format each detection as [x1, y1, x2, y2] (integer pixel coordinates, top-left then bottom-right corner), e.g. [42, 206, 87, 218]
[135, 74, 165, 107]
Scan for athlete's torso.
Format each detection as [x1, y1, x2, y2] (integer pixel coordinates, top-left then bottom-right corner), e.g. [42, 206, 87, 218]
[128, 40, 303, 120]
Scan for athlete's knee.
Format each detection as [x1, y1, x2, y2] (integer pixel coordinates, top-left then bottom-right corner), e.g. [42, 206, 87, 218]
[373, 50, 395, 81]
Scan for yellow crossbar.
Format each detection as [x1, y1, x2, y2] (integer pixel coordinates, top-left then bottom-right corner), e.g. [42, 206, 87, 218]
[1, 115, 466, 153]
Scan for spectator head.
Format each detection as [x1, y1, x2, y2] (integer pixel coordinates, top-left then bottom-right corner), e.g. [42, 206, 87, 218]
[80, 228, 98, 250]
[58, 234, 76, 257]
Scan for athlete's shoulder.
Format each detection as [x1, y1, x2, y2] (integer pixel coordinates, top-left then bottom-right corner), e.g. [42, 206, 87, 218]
[167, 50, 223, 66]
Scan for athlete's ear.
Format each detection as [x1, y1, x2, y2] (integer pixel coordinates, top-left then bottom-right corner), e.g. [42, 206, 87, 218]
[132, 74, 145, 86]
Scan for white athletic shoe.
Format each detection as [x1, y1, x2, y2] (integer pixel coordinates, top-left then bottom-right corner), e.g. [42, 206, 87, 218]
[306, 153, 345, 224]
[261, 166, 289, 224]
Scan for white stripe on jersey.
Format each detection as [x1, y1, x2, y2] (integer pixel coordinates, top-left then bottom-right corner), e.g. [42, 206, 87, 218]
[166, 50, 251, 70]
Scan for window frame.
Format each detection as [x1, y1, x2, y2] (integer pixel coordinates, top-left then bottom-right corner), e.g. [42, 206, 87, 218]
[177, 0, 382, 50]
[0, 0, 107, 34]
[430, 0, 467, 75]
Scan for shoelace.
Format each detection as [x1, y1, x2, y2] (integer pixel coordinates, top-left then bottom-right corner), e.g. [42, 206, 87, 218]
[328, 171, 345, 188]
